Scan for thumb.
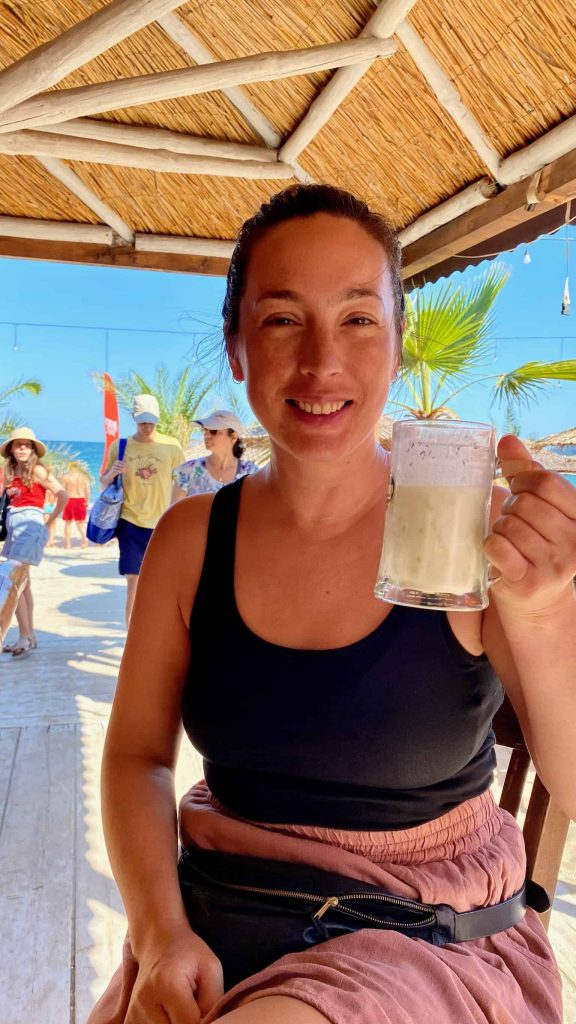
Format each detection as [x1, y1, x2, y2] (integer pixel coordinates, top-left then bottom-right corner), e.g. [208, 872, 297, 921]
[497, 433, 542, 483]
[195, 961, 225, 1018]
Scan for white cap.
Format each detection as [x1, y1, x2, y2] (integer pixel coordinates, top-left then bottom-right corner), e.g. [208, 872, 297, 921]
[194, 409, 243, 434]
[132, 393, 160, 423]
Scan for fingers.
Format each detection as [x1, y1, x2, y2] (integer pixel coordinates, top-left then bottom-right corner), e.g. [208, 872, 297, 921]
[499, 490, 571, 544]
[484, 531, 530, 583]
[497, 458, 542, 481]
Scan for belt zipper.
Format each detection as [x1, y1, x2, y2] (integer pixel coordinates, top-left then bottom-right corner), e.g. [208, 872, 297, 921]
[189, 869, 436, 929]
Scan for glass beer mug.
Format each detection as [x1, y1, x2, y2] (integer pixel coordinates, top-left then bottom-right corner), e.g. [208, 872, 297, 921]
[374, 419, 497, 611]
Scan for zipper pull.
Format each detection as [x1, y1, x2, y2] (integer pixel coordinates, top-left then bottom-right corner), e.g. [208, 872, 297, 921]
[313, 896, 339, 921]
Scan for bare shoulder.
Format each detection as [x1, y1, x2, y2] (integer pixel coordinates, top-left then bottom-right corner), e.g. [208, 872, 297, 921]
[141, 493, 216, 625]
[33, 464, 49, 481]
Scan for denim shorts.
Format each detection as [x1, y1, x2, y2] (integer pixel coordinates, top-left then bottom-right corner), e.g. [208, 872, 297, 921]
[2, 506, 48, 566]
[116, 518, 153, 576]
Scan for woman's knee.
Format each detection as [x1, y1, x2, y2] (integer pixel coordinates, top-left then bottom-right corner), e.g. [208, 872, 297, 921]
[213, 995, 331, 1024]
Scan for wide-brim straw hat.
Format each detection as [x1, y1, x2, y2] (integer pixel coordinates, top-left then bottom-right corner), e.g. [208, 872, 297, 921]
[0, 426, 47, 459]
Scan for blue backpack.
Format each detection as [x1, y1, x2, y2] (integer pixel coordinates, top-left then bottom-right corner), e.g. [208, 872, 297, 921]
[87, 438, 127, 544]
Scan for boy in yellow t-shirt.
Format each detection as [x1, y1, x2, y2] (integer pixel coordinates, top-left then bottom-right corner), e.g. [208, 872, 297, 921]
[101, 394, 183, 624]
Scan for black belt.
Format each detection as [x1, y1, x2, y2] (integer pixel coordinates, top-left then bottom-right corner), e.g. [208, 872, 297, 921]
[179, 849, 551, 949]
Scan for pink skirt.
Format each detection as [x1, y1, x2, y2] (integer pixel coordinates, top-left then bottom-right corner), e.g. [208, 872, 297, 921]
[88, 783, 562, 1024]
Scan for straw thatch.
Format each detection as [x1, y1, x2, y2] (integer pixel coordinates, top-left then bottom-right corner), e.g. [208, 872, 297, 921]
[531, 428, 576, 450]
[0, 1, 575, 279]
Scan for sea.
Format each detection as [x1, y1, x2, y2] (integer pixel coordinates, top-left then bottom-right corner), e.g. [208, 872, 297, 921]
[49, 440, 576, 504]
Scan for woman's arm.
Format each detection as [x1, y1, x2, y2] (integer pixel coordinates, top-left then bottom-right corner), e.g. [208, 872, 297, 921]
[170, 479, 187, 505]
[102, 495, 224, 1021]
[36, 467, 67, 524]
[482, 435, 576, 821]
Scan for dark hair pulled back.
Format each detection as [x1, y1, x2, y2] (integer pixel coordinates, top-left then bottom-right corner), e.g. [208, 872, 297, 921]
[228, 430, 245, 459]
[222, 184, 405, 357]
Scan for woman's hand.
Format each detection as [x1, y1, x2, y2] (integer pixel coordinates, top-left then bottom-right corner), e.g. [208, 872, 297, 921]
[126, 929, 224, 1024]
[485, 434, 576, 614]
[109, 460, 126, 477]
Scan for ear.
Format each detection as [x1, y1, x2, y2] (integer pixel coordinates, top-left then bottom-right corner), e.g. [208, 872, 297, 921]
[228, 348, 245, 384]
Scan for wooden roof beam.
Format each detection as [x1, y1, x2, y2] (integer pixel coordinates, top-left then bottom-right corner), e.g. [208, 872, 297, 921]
[0, 37, 396, 135]
[280, 0, 417, 166]
[134, 234, 235, 257]
[34, 118, 279, 163]
[0, 131, 295, 180]
[157, 13, 313, 185]
[0, 0, 188, 117]
[398, 179, 497, 247]
[35, 157, 134, 244]
[394, 22, 502, 181]
[0, 217, 116, 245]
[401, 147, 576, 281]
[0, 234, 229, 276]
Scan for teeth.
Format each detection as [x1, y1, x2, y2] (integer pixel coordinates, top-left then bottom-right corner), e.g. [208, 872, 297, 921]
[295, 400, 346, 415]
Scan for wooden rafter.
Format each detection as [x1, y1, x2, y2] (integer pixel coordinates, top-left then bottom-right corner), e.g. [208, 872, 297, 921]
[0, 0, 187, 117]
[0, 131, 295, 180]
[34, 119, 279, 162]
[35, 157, 134, 243]
[280, 0, 418, 165]
[0, 38, 396, 134]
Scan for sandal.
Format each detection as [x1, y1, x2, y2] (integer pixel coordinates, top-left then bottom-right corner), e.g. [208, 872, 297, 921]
[12, 636, 35, 659]
[2, 638, 18, 653]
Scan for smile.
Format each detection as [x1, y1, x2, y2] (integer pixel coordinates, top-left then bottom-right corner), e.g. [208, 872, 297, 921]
[289, 399, 350, 416]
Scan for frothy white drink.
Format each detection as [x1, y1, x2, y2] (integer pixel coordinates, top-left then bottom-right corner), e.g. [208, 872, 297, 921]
[379, 484, 489, 595]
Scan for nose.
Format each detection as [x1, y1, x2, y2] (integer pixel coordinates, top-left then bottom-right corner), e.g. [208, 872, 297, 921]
[298, 320, 344, 380]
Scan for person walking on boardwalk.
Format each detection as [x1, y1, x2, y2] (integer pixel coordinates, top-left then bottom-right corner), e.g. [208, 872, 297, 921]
[100, 394, 183, 625]
[1, 427, 67, 658]
[61, 461, 91, 549]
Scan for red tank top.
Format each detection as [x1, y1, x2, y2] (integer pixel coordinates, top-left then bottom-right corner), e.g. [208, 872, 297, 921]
[10, 476, 46, 509]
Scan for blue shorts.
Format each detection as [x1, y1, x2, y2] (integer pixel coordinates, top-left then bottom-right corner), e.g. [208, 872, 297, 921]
[116, 518, 153, 576]
[2, 506, 48, 566]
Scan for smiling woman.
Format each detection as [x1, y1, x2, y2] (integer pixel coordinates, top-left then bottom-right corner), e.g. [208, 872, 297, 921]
[89, 185, 576, 1024]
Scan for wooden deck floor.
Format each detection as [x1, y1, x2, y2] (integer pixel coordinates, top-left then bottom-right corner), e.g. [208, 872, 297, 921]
[1, 546, 575, 1023]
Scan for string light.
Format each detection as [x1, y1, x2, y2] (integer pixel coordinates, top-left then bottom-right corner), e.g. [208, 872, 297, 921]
[12, 325, 18, 352]
[522, 246, 531, 264]
[561, 201, 571, 316]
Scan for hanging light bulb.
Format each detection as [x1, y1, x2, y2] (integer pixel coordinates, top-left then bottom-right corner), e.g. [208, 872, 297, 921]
[561, 277, 571, 316]
[12, 326, 18, 352]
[522, 246, 531, 265]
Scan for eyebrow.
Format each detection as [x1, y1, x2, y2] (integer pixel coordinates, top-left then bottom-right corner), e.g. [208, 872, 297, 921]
[255, 287, 383, 305]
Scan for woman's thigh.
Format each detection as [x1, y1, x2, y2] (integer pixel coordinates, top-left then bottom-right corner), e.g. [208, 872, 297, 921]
[214, 996, 331, 1023]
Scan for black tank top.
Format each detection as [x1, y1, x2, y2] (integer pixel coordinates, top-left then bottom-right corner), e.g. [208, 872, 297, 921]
[184, 479, 503, 830]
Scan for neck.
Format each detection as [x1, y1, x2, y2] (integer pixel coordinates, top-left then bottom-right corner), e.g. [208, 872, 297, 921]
[258, 438, 389, 532]
[208, 452, 236, 472]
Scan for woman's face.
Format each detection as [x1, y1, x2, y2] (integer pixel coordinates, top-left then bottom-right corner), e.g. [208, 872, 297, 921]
[11, 440, 34, 464]
[229, 214, 399, 463]
[203, 428, 236, 457]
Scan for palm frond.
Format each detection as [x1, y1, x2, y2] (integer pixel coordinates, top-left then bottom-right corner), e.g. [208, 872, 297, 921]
[493, 359, 576, 408]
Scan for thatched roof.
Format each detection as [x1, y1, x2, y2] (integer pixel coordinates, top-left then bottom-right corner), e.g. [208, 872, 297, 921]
[0, 1, 575, 285]
[531, 428, 576, 450]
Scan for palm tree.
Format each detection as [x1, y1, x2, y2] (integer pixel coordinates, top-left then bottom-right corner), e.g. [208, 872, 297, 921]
[95, 366, 216, 450]
[391, 265, 576, 419]
[0, 377, 43, 437]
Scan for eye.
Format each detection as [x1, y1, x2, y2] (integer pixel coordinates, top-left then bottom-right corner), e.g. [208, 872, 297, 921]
[263, 315, 298, 326]
[345, 316, 377, 326]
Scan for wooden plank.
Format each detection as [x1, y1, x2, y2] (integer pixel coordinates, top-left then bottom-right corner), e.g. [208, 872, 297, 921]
[401, 148, 576, 282]
[74, 721, 126, 1024]
[0, 236, 230, 276]
[0, 728, 20, 826]
[0, 725, 76, 1024]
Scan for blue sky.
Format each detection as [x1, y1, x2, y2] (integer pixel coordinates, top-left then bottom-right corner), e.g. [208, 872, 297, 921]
[1, 228, 575, 442]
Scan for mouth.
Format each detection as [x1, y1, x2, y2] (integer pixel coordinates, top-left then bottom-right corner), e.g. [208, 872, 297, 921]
[287, 398, 352, 417]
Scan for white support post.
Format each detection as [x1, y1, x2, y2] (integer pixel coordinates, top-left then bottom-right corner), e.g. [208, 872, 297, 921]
[0, 0, 187, 117]
[0, 131, 295, 179]
[395, 22, 502, 180]
[35, 157, 134, 243]
[0, 37, 396, 134]
[280, 0, 417, 165]
[35, 119, 278, 162]
[497, 115, 576, 186]
[0, 217, 116, 245]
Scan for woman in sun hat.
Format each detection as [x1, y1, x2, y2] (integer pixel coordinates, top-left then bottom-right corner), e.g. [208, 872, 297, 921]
[171, 409, 259, 501]
[0, 427, 67, 658]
